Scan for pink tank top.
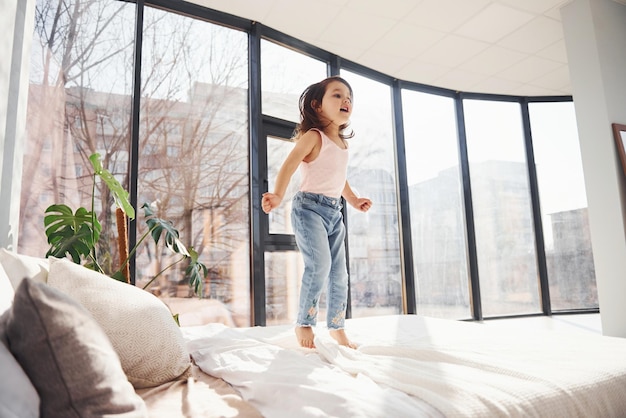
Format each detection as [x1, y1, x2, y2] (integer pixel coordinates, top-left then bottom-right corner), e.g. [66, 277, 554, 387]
[299, 129, 349, 198]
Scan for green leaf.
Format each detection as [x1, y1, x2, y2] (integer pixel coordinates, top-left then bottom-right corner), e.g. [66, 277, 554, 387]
[44, 205, 101, 263]
[110, 271, 128, 282]
[186, 247, 208, 296]
[89, 153, 135, 219]
[141, 203, 189, 256]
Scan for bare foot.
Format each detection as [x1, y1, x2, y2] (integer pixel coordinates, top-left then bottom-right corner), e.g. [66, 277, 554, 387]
[295, 326, 316, 348]
[329, 329, 357, 349]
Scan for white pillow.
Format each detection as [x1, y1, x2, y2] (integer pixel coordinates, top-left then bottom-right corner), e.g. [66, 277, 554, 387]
[0, 248, 49, 289]
[0, 341, 40, 418]
[46, 257, 191, 388]
[0, 264, 14, 315]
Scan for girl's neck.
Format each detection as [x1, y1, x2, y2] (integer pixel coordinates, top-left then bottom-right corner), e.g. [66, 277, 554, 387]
[322, 126, 341, 140]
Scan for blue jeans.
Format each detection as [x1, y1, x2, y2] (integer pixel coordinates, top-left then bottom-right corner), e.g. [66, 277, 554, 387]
[291, 191, 349, 330]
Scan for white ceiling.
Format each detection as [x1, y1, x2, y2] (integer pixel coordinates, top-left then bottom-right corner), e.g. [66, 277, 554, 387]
[191, 0, 625, 97]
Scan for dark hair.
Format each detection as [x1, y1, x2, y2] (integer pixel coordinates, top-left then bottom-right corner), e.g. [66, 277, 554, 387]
[294, 76, 354, 140]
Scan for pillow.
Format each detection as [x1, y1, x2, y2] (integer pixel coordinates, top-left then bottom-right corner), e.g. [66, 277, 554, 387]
[0, 263, 14, 315]
[4, 278, 147, 417]
[0, 248, 49, 289]
[47, 257, 191, 388]
[0, 340, 40, 418]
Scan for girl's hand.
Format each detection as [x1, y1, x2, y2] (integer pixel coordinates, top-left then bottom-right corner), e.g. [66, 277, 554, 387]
[262, 192, 282, 214]
[352, 197, 372, 212]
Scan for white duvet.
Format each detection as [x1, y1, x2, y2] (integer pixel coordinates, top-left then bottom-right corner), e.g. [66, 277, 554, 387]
[184, 315, 626, 418]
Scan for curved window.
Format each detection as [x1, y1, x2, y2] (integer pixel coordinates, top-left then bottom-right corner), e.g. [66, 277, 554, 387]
[18, 0, 597, 330]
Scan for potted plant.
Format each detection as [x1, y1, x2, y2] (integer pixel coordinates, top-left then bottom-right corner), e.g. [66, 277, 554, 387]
[42, 153, 207, 296]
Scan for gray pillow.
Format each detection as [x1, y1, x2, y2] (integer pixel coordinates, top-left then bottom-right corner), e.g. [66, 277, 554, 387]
[4, 278, 147, 418]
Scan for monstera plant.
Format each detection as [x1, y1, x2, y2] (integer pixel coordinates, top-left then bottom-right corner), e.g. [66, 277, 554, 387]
[43, 153, 207, 296]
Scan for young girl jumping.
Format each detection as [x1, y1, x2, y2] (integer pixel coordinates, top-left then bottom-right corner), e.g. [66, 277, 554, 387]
[261, 76, 372, 349]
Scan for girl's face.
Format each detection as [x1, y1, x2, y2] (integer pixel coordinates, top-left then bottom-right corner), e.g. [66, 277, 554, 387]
[317, 80, 352, 128]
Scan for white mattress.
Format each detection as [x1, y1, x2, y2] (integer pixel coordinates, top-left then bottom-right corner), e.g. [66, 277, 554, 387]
[182, 314, 626, 418]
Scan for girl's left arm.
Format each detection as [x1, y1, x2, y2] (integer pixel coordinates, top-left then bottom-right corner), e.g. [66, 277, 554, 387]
[342, 181, 372, 212]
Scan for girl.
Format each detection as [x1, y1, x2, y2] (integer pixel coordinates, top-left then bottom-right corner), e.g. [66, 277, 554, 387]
[261, 76, 372, 349]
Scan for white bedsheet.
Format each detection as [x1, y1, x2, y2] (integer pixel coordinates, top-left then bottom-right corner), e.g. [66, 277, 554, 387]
[184, 315, 626, 418]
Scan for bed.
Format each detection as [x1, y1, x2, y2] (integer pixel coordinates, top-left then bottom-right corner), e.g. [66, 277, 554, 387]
[180, 314, 626, 418]
[2, 249, 626, 417]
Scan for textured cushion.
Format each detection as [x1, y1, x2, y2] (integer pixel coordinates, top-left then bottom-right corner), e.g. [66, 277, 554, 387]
[0, 248, 49, 289]
[0, 263, 14, 315]
[0, 340, 40, 418]
[47, 258, 191, 388]
[4, 278, 147, 418]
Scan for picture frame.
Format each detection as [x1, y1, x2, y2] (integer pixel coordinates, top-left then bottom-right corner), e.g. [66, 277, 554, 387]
[613, 123, 626, 177]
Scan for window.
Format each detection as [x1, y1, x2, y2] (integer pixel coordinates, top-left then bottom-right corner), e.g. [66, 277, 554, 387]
[20, 0, 135, 259]
[529, 101, 597, 310]
[464, 99, 540, 317]
[136, 7, 251, 326]
[261, 40, 327, 123]
[19, 0, 597, 330]
[341, 69, 402, 318]
[403, 90, 470, 319]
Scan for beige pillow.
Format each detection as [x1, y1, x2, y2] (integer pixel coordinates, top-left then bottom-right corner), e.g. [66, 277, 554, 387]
[0, 248, 49, 289]
[47, 258, 191, 388]
[4, 278, 146, 417]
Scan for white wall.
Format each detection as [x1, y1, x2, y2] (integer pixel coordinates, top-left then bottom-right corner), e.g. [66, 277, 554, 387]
[562, 0, 626, 337]
[0, 0, 34, 250]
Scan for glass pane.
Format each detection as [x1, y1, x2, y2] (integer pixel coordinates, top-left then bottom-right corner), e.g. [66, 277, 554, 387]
[137, 8, 251, 327]
[264, 251, 308, 326]
[261, 40, 327, 122]
[267, 136, 301, 234]
[402, 90, 470, 319]
[20, 0, 135, 266]
[341, 70, 402, 318]
[529, 102, 598, 310]
[464, 99, 540, 317]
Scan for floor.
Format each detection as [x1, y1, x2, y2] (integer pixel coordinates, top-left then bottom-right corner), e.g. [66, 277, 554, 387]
[479, 313, 602, 336]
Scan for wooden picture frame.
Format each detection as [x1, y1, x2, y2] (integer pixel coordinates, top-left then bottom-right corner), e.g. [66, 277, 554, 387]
[613, 123, 626, 177]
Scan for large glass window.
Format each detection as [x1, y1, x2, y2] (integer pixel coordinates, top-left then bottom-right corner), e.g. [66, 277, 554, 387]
[529, 102, 597, 310]
[18, 0, 597, 330]
[464, 99, 540, 317]
[341, 70, 402, 317]
[402, 90, 470, 319]
[20, 0, 135, 266]
[137, 8, 250, 326]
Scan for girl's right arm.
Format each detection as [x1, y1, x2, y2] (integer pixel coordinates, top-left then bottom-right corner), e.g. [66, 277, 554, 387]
[262, 130, 320, 214]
